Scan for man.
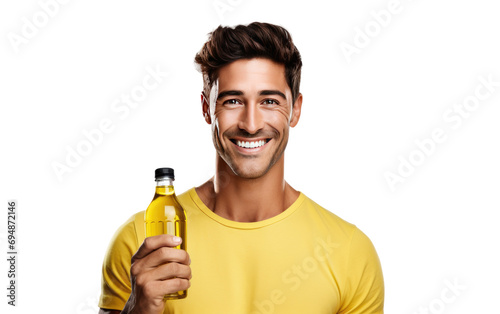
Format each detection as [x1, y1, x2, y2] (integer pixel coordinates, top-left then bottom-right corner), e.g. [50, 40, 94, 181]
[99, 22, 384, 314]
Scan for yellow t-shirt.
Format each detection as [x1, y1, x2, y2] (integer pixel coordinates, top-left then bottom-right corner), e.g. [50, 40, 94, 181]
[99, 188, 384, 313]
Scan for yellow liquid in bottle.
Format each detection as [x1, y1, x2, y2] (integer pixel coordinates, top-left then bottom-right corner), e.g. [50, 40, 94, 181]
[145, 184, 187, 300]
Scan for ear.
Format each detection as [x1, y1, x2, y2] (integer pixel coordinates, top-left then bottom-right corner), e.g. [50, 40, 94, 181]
[290, 93, 302, 127]
[201, 91, 211, 124]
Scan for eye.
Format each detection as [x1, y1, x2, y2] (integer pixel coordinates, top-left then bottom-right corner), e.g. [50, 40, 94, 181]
[223, 99, 242, 105]
[262, 99, 279, 105]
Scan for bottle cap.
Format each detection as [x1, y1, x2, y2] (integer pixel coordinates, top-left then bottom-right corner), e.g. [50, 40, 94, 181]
[155, 167, 175, 180]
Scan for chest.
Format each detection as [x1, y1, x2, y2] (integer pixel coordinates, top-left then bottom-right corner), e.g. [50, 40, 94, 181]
[164, 228, 342, 313]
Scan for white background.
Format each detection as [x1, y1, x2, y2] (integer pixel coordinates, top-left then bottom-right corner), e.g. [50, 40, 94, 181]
[1, 0, 499, 313]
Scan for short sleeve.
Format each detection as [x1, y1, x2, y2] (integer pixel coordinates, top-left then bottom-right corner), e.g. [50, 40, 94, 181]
[339, 227, 385, 314]
[98, 214, 140, 310]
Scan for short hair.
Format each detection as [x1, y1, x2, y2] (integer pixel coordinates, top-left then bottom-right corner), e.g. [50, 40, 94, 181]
[194, 22, 302, 104]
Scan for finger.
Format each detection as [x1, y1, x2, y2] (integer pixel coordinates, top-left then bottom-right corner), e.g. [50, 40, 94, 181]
[131, 246, 190, 278]
[151, 262, 192, 281]
[132, 247, 189, 276]
[131, 248, 189, 278]
[135, 262, 191, 289]
[143, 277, 191, 297]
[142, 247, 190, 269]
[132, 234, 183, 262]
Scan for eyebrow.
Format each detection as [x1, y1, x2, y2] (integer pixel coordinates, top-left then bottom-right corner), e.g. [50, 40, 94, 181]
[217, 90, 243, 100]
[259, 90, 286, 99]
[217, 90, 286, 100]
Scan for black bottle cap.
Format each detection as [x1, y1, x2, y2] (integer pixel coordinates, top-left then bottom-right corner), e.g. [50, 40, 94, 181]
[155, 167, 175, 180]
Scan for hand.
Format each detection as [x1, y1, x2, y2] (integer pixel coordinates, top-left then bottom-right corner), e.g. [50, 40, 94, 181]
[121, 234, 191, 314]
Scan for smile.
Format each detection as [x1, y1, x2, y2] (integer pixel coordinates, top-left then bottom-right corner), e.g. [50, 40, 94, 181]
[230, 139, 271, 149]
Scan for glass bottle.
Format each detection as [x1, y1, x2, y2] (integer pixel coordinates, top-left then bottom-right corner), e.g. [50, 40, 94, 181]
[145, 167, 187, 299]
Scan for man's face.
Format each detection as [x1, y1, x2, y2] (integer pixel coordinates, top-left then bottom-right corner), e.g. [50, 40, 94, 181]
[203, 58, 302, 179]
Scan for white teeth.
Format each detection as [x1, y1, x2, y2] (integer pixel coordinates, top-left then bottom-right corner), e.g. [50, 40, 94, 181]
[236, 140, 266, 148]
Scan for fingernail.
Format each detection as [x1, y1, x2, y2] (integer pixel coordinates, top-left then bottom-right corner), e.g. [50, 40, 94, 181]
[173, 236, 182, 244]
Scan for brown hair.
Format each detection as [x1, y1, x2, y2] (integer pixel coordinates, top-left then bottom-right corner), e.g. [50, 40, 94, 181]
[194, 22, 302, 104]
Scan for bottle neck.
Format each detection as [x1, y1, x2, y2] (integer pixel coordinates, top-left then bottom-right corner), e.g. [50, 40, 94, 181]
[155, 177, 175, 196]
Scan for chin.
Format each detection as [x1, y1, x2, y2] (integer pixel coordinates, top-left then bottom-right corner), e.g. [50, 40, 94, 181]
[236, 171, 267, 180]
[228, 163, 270, 179]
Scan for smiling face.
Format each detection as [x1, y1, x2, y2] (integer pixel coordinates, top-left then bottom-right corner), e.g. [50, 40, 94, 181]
[202, 58, 302, 179]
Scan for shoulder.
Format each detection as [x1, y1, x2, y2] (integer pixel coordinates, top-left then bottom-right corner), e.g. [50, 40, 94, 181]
[177, 188, 195, 205]
[299, 195, 358, 238]
[99, 213, 142, 310]
[299, 196, 384, 311]
[299, 195, 380, 264]
[105, 212, 144, 258]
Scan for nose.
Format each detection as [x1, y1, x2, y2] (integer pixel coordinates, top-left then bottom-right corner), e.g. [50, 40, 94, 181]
[238, 103, 264, 135]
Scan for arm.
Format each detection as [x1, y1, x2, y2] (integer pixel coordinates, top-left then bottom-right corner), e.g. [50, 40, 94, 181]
[99, 214, 191, 314]
[339, 228, 385, 313]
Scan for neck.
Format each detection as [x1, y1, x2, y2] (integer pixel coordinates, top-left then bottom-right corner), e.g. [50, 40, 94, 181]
[196, 154, 299, 222]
